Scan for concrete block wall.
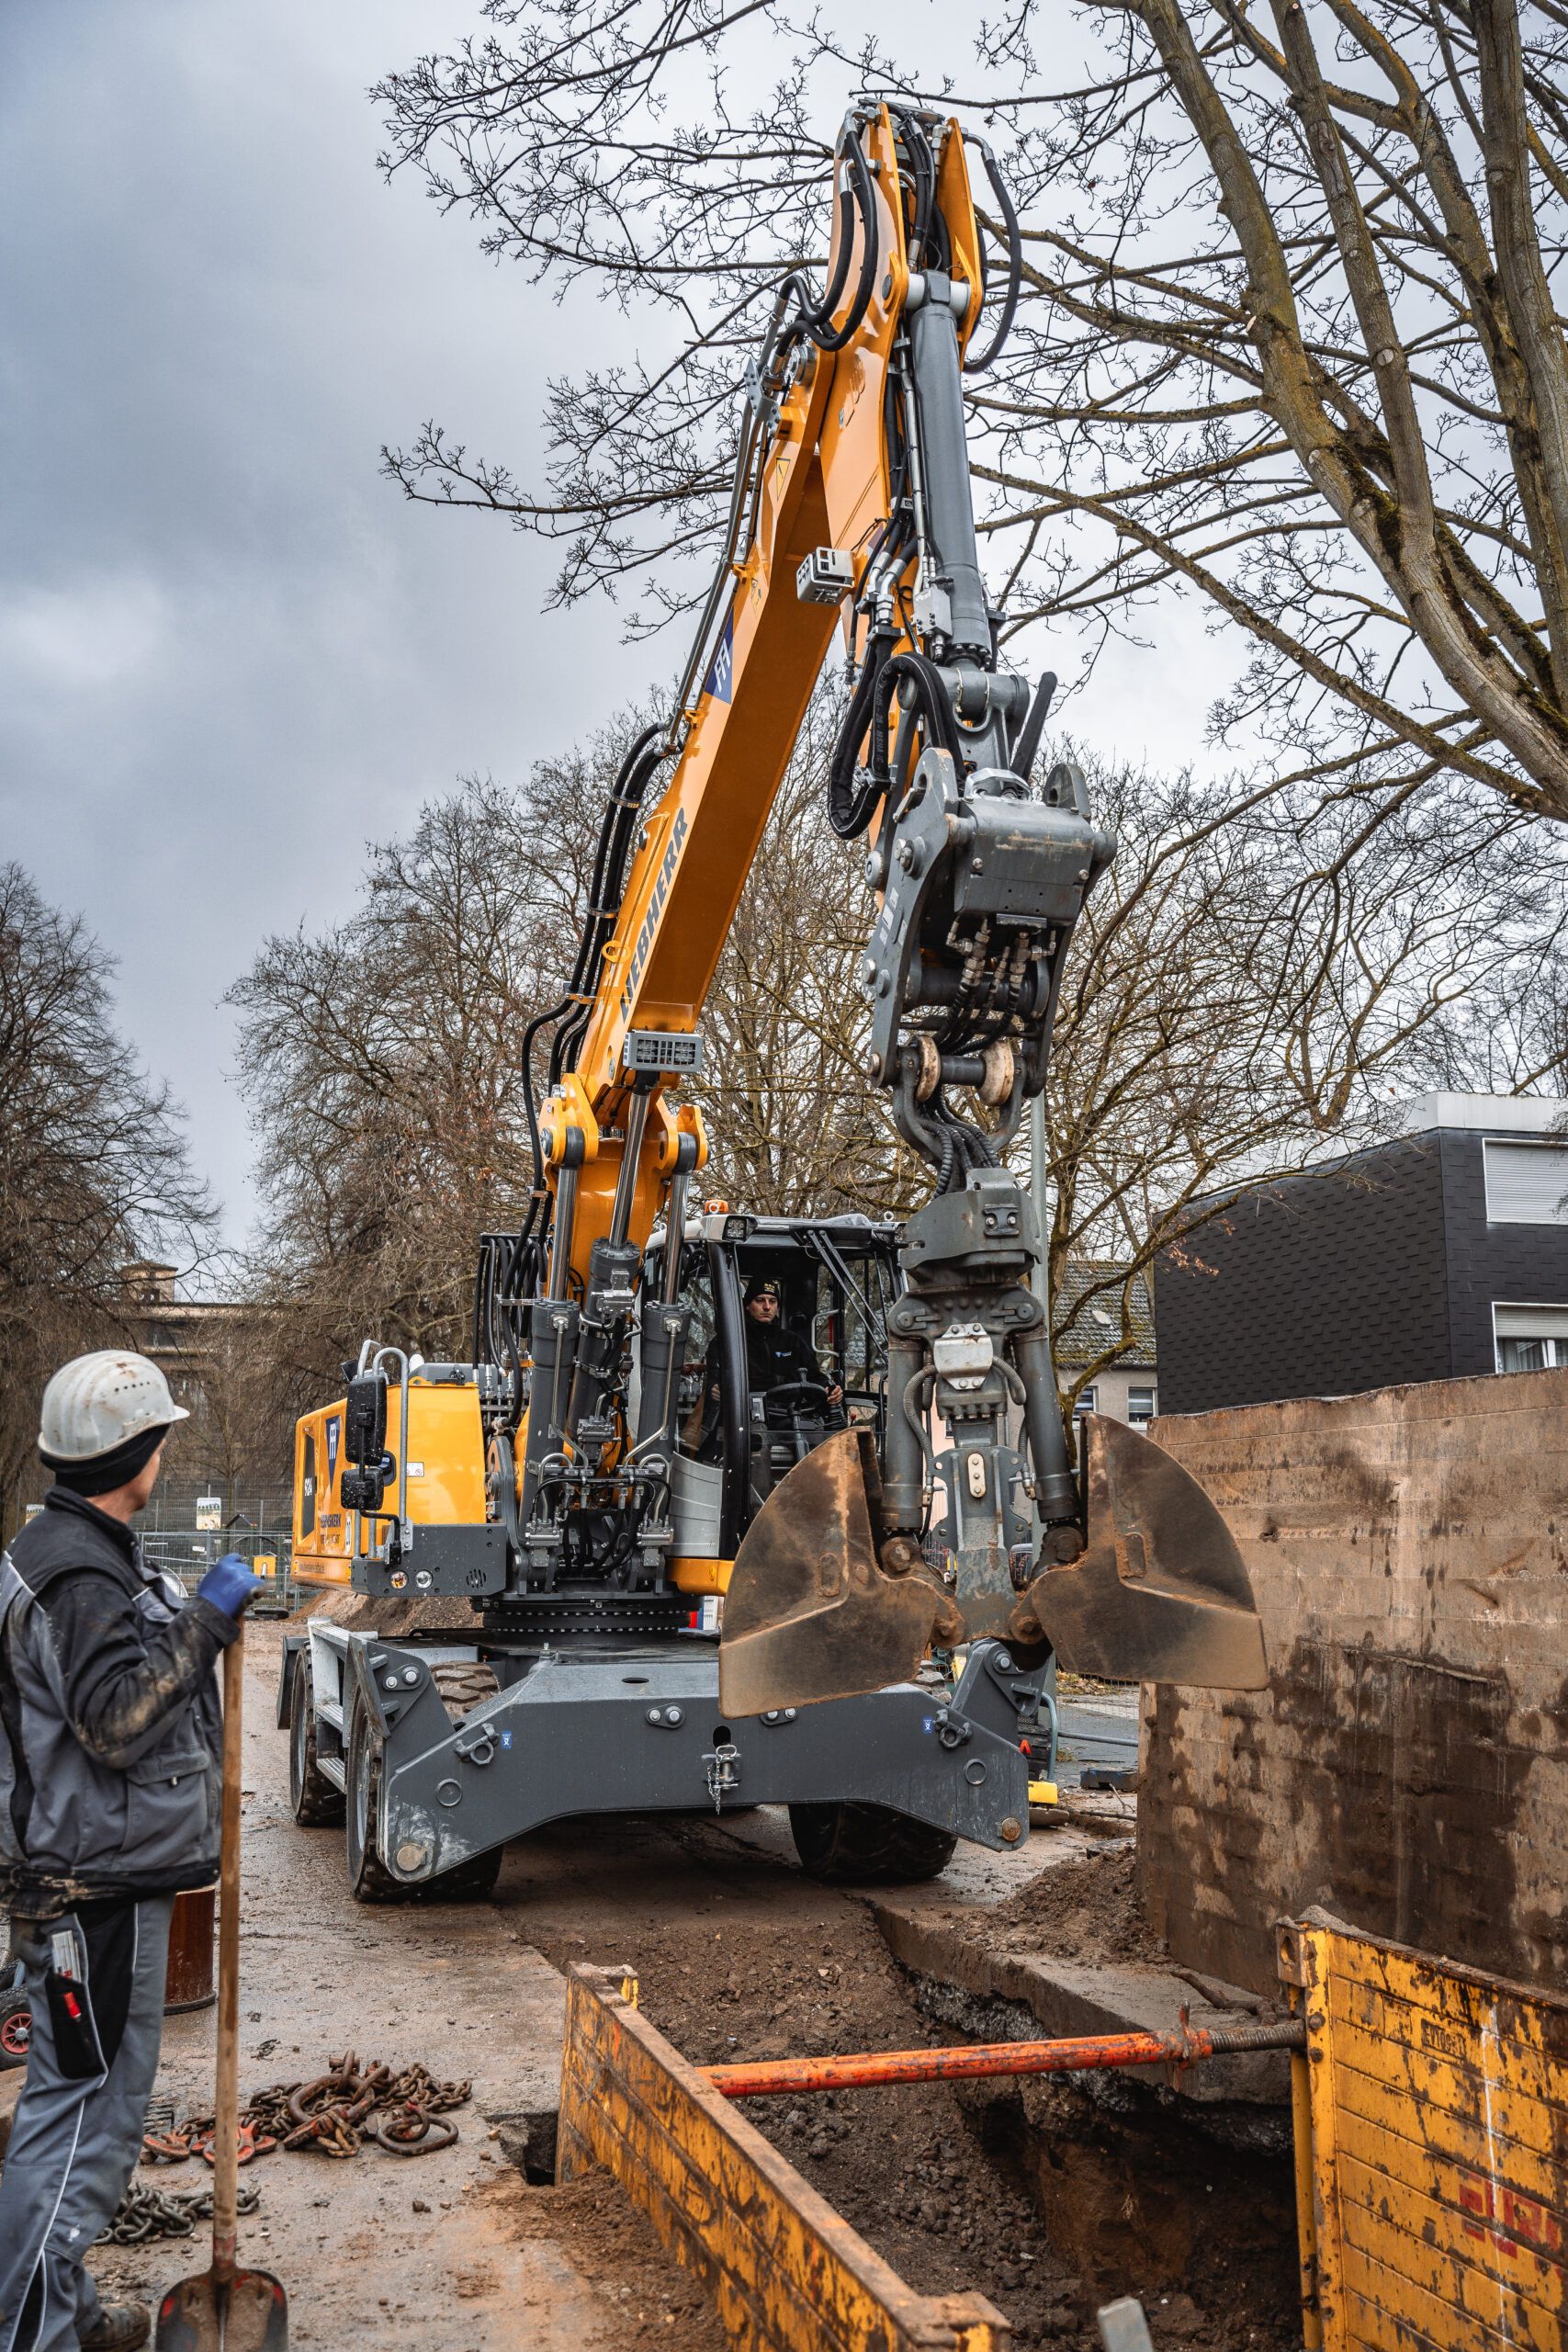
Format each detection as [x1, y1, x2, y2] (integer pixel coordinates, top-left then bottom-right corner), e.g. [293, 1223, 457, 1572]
[1136, 1366, 1568, 1997]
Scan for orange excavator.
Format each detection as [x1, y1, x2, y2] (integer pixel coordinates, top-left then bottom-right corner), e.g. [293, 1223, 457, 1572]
[282, 101, 1264, 1902]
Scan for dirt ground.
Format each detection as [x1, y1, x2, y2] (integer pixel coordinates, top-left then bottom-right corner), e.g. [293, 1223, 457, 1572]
[76, 1623, 1297, 2348]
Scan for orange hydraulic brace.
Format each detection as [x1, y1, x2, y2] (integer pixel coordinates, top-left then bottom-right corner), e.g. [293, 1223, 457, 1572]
[702, 2017, 1305, 2099]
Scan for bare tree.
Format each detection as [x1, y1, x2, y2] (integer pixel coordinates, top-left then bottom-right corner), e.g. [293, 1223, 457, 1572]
[693, 694, 930, 1218]
[1034, 752, 1568, 1396]
[377, 0, 1568, 822]
[229, 769, 589, 1409]
[0, 865, 212, 1533]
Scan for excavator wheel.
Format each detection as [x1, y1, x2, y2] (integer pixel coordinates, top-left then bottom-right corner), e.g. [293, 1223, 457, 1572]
[787, 1802, 956, 1886]
[288, 1656, 344, 1827]
[344, 1689, 405, 1903]
[431, 1659, 501, 1718]
[344, 1688, 503, 1905]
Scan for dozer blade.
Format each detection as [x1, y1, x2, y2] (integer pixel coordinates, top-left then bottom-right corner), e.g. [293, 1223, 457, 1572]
[1014, 1414, 1268, 1689]
[719, 1426, 946, 1716]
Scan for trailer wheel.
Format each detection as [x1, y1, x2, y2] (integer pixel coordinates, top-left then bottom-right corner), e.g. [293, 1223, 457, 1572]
[288, 1656, 345, 1827]
[344, 1690, 503, 1904]
[787, 1802, 957, 1885]
[0, 1998, 30, 2066]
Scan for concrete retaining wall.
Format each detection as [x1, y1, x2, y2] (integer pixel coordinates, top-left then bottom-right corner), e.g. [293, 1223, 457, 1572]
[1136, 1367, 1568, 1996]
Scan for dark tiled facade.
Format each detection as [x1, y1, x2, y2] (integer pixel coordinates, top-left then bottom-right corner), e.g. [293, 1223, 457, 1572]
[1154, 1122, 1568, 1414]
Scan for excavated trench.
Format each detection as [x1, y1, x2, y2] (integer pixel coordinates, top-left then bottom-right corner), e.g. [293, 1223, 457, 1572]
[523, 1823, 1302, 2352]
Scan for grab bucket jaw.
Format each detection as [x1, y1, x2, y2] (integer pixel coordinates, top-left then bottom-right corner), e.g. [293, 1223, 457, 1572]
[1012, 1414, 1269, 1690]
[717, 1429, 943, 1716]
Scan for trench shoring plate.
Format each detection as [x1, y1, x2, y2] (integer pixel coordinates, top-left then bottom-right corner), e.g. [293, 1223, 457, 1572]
[556, 1964, 1010, 2352]
[1283, 1913, 1568, 2352]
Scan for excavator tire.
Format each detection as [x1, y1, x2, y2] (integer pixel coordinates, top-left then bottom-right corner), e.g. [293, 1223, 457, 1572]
[787, 1801, 957, 1885]
[431, 1659, 501, 1718]
[344, 1687, 503, 1905]
[288, 1656, 344, 1827]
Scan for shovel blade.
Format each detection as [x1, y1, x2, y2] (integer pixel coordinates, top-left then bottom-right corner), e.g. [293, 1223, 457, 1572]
[1019, 1415, 1268, 1689]
[719, 1426, 943, 1716]
[156, 2270, 288, 2352]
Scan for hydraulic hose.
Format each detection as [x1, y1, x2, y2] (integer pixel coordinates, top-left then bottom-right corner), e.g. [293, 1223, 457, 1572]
[781, 118, 879, 356]
[964, 137, 1021, 378]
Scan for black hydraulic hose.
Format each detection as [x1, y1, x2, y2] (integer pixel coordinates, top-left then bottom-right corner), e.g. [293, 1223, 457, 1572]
[830, 648, 962, 840]
[964, 137, 1021, 378]
[827, 627, 896, 837]
[869, 650, 963, 787]
[792, 119, 879, 355]
[549, 726, 665, 1085]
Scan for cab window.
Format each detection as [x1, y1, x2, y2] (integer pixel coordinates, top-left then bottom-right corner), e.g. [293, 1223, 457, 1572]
[299, 1430, 317, 1540]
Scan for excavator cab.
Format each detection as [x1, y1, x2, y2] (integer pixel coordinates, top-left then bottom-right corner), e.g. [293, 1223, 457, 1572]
[647, 1210, 903, 1568]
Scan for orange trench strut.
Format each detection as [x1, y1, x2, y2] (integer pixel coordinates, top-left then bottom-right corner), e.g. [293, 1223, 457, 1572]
[701, 2018, 1305, 2098]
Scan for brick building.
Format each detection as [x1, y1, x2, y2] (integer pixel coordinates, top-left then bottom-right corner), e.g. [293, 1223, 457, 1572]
[1153, 1092, 1568, 1416]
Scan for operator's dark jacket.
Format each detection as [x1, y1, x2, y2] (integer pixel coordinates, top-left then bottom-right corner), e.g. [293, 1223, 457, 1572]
[0, 1488, 235, 1919]
[742, 1318, 830, 1396]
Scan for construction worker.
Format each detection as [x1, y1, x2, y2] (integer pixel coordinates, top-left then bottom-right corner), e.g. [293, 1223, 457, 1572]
[0, 1352, 264, 2352]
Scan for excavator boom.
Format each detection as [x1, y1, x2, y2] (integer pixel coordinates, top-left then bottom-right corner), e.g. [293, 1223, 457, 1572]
[481, 101, 1267, 1712]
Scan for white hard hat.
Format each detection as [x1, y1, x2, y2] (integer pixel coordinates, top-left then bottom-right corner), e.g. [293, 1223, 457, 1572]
[39, 1351, 190, 1464]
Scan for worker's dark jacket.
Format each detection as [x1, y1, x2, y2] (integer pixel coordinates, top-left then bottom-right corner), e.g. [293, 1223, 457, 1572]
[0, 1488, 235, 1919]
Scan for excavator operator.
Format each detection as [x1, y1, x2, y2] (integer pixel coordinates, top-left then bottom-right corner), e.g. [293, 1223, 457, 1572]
[739, 1279, 844, 1414]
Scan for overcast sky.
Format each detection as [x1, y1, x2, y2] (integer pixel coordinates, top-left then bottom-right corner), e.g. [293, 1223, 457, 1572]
[0, 0, 662, 1269]
[1, 3, 1218, 1277]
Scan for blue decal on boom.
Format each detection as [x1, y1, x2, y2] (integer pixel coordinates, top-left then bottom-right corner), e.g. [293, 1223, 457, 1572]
[704, 613, 734, 705]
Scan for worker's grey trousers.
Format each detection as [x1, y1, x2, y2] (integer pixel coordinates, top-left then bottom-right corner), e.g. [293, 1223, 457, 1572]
[0, 1897, 173, 2352]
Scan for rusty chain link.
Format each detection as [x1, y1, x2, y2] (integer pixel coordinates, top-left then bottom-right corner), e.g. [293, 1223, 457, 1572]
[141, 2050, 472, 2167]
[100, 2179, 262, 2246]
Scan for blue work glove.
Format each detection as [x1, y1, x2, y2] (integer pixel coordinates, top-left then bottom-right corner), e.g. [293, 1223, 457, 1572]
[196, 1552, 266, 1622]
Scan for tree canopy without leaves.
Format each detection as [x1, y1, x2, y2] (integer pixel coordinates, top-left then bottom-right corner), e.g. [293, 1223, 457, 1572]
[0, 864, 211, 1532]
[229, 712, 1566, 1416]
[378, 0, 1568, 822]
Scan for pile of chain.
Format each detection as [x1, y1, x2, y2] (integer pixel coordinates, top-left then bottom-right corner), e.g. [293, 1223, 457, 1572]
[141, 2052, 471, 2169]
[100, 2178, 261, 2247]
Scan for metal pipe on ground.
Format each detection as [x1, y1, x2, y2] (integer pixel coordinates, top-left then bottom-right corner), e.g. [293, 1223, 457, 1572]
[702, 2017, 1304, 2099]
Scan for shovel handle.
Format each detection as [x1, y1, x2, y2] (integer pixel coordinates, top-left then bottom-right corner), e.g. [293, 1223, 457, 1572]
[213, 1623, 244, 2285]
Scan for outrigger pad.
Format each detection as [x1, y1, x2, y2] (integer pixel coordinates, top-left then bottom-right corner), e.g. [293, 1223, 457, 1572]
[719, 1427, 944, 1716]
[1017, 1415, 1269, 1690]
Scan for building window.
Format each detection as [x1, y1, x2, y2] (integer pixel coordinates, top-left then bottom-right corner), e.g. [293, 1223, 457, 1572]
[1494, 1303, 1568, 1373]
[1127, 1385, 1156, 1425]
[1073, 1386, 1097, 1416]
[1483, 1139, 1568, 1225]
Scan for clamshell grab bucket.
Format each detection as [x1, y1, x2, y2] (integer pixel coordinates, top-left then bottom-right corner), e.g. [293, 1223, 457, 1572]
[718, 1415, 1267, 1716]
[718, 1429, 941, 1716]
[1015, 1414, 1269, 1690]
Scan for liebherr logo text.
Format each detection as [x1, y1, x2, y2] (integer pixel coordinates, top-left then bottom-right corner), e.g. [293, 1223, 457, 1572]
[619, 806, 689, 1019]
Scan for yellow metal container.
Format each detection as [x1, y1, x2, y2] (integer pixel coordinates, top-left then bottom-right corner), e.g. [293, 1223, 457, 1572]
[1281, 1912, 1568, 2352]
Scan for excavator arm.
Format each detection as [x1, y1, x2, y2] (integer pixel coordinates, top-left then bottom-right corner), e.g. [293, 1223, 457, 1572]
[483, 101, 1267, 1712]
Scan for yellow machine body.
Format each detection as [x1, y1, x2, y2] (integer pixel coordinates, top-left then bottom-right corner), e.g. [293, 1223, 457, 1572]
[291, 1377, 487, 1589]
